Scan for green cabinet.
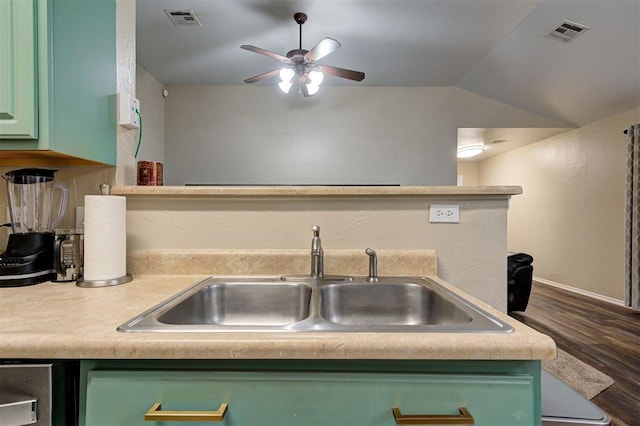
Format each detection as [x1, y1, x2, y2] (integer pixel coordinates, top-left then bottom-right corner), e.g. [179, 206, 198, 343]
[80, 360, 542, 426]
[0, 0, 37, 139]
[0, 0, 117, 165]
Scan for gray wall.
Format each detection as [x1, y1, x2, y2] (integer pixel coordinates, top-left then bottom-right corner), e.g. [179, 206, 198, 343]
[160, 85, 568, 186]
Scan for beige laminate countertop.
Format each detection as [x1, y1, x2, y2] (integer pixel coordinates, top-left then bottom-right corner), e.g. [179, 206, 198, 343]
[111, 185, 522, 198]
[0, 274, 555, 361]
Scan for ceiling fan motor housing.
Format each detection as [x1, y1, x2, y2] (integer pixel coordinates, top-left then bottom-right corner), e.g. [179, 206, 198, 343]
[286, 49, 310, 61]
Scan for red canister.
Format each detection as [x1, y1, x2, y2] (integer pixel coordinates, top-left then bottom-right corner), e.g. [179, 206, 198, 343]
[137, 161, 163, 186]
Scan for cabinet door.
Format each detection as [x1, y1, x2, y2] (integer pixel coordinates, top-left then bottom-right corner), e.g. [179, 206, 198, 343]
[0, 0, 37, 139]
[83, 370, 535, 426]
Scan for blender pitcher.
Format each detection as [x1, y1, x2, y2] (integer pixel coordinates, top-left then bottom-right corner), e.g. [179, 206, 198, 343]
[3, 168, 68, 234]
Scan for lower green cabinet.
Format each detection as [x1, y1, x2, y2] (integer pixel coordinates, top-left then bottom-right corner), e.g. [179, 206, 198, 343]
[80, 360, 541, 426]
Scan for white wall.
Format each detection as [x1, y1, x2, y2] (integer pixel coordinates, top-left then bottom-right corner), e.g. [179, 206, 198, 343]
[162, 86, 568, 186]
[115, 0, 137, 185]
[478, 107, 639, 301]
[135, 65, 165, 163]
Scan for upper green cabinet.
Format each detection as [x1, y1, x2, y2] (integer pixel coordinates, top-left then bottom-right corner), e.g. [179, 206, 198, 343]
[0, 0, 37, 139]
[0, 0, 117, 165]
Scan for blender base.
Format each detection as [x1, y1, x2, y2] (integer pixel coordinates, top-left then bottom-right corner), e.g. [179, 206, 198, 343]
[0, 270, 56, 287]
[0, 233, 56, 287]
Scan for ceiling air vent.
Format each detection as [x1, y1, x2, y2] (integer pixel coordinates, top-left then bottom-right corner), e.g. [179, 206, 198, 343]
[545, 19, 589, 42]
[164, 9, 201, 26]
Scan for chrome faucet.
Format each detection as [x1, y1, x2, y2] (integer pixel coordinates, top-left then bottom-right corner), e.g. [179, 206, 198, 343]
[310, 225, 324, 278]
[365, 248, 379, 283]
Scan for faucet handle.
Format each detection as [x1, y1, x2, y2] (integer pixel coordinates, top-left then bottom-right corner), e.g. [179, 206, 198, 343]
[365, 248, 379, 283]
[311, 226, 322, 252]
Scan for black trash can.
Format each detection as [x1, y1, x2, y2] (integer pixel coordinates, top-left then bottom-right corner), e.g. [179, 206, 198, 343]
[507, 252, 534, 312]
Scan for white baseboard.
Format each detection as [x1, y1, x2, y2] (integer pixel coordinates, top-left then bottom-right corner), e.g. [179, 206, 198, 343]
[533, 276, 625, 306]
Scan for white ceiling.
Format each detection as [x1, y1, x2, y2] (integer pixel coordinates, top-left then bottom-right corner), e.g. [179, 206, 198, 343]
[137, 0, 639, 130]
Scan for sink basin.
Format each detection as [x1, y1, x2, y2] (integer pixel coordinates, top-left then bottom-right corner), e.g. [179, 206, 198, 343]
[158, 283, 312, 326]
[118, 278, 312, 332]
[118, 276, 513, 333]
[320, 283, 472, 326]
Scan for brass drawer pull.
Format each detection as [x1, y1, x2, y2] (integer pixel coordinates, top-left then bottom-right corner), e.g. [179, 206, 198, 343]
[392, 406, 474, 425]
[144, 402, 228, 422]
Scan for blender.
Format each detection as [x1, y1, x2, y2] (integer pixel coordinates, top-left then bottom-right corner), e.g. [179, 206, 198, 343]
[1, 168, 68, 286]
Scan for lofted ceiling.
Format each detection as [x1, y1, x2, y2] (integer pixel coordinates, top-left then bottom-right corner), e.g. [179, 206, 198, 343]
[137, 0, 639, 132]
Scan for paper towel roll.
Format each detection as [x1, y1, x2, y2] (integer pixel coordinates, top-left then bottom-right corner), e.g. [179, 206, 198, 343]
[83, 195, 127, 281]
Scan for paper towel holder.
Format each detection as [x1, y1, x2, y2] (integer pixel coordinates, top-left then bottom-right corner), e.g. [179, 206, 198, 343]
[77, 273, 133, 288]
[77, 184, 132, 288]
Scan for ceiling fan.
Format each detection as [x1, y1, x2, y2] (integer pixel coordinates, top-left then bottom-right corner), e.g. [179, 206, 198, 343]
[241, 12, 365, 96]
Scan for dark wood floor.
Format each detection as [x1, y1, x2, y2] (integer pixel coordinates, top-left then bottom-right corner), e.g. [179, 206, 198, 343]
[510, 282, 640, 426]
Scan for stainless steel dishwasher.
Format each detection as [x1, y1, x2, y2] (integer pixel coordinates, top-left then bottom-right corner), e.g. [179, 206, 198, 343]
[0, 362, 78, 426]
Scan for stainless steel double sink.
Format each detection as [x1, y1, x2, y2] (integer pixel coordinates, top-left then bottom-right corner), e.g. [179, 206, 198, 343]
[117, 276, 513, 333]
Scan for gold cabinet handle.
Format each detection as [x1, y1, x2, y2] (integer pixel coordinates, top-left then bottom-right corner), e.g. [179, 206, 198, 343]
[392, 406, 474, 425]
[144, 402, 228, 422]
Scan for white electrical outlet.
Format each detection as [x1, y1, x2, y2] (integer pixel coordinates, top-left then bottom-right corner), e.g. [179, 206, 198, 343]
[118, 93, 141, 129]
[429, 204, 460, 223]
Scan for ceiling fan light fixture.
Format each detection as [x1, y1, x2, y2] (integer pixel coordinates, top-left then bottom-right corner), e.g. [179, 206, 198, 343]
[306, 83, 320, 96]
[241, 12, 365, 96]
[309, 70, 324, 85]
[457, 144, 486, 159]
[278, 81, 293, 93]
[279, 67, 295, 83]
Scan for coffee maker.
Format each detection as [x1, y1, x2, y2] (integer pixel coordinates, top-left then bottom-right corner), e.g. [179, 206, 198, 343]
[52, 228, 83, 282]
[1, 169, 68, 286]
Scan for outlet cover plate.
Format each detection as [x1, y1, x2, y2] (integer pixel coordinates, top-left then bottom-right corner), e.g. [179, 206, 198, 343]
[429, 204, 460, 223]
[118, 93, 140, 129]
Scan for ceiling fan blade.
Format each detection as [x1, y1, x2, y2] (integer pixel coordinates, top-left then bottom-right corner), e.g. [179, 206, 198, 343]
[305, 38, 341, 62]
[241, 45, 291, 63]
[318, 64, 365, 82]
[244, 69, 280, 84]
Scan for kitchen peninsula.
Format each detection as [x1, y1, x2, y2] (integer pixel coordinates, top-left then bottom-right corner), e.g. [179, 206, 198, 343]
[0, 258, 554, 426]
[0, 185, 542, 358]
[0, 263, 552, 360]
[0, 185, 555, 425]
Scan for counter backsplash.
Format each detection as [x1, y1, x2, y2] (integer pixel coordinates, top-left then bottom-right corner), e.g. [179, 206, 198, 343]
[127, 249, 438, 277]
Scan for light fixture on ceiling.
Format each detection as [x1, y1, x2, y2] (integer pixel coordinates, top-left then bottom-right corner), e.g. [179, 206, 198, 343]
[306, 69, 324, 95]
[457, 144, 485, 159]
[278, 68, 295, 93]
[241, 12, 364, 97]
[278, 66, 324, 95]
